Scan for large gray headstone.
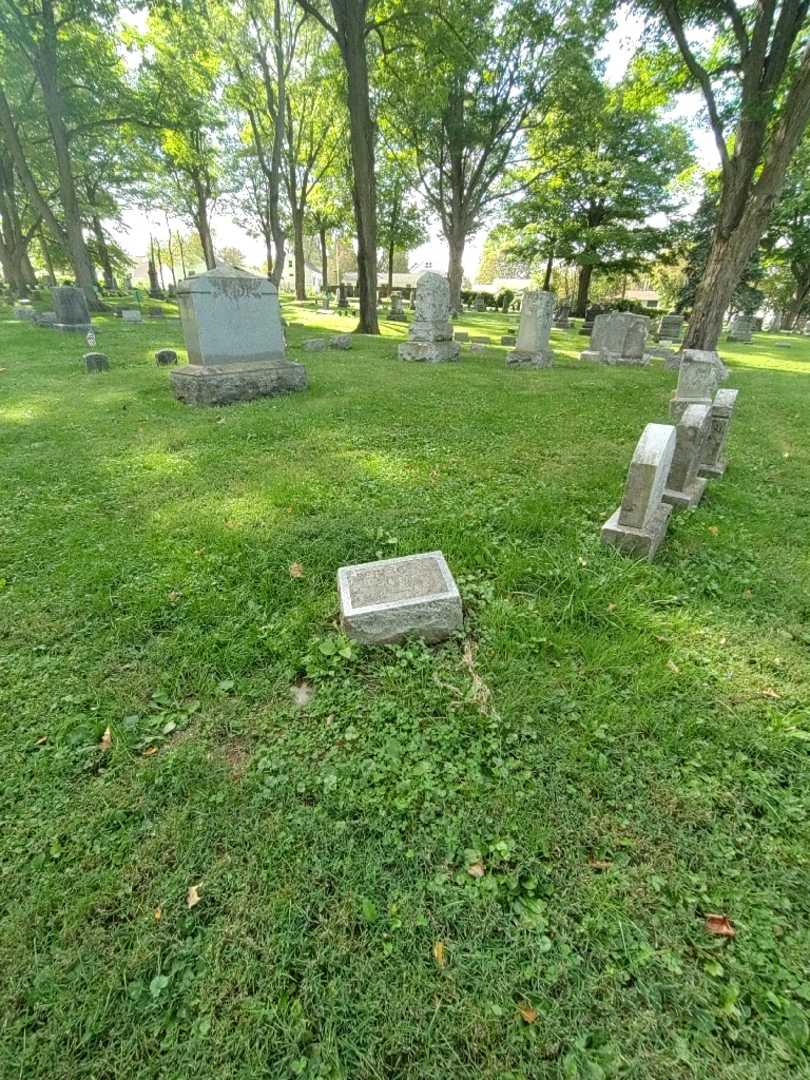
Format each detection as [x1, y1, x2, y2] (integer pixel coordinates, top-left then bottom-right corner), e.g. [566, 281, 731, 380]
[669, 349, 723, 420]
[169, 265, 307, 405]
[51, 286, 91, 332]
[602, 423, 676, 560]
[399, 272, 459, 363]
[581, 312, 650, 366]
[727, 315, 753, 342]
[507, 290, 554, 368]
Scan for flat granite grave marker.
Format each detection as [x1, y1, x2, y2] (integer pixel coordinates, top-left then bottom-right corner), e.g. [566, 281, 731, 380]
[399, 272, 460, 363]
[51, 286, 92, 332]
[581, 312, 650, 366]
[663, 403, 713, 509]
[169, 264, 307, 405]
[699, 388, 738, 478]
[669, 349, 724, 421]
[122, 309, 142, 323]
[507, 290, 554, 368]
[601, 423, 676, 560]
[338, 551, 463, 644]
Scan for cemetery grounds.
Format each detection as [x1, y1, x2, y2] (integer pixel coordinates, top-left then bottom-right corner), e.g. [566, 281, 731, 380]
[0, 298, 809, 1078]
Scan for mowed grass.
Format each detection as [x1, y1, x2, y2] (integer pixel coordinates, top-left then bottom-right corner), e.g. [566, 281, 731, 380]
[1, 297, 809, 1079]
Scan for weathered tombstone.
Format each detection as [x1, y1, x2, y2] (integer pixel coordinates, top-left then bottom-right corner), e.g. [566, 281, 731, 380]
[601, 423, 676, 560]
[52, 286, 92, 332]
[122, 309, 143, 323]
[470, 343, 486, 352]
[662, 403, 713, 509]
[657, 313, 684, 343]
[500, 335, 516, 346]
[454, 331, 469, 342]
[398, 272, 460, 363]
[470, 335, 490, 344]
[581, 312, 650, 365]
[317, 293, 332, 314]
[303, 338, 328, 351]
[669, 349, 723, 421]
[13, 299, 35, 321]
[699, 388, 738, 478]
[33, 311, 57, 327]
[507, 289, 555, 368]
[338, 551, 462, 644]
[155, 349, 178, 366]
[336, 282, 349, 310]
[727, 314, 753, 342]
[388, 291, 407, 321]
[169, 264, 307, 405]
[474, 295, 487, 312]
[330, 333, 352, 350]
[84, 352, 109, 372]
[553, 303, 571, 329]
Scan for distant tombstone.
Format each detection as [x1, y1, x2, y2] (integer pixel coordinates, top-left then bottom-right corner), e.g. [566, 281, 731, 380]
[388, 291, 407, 321]
[398, 272, 460, 363]
[52, 286, 92, 332]
[454, 331, 469, 342]
[578, 304, 602, 336]
[470, 335, 490, 344]
[330, 333, 352, 350]
[507, 290, 554, 368]
[338, 551, 462, 644]
[122, 309, 142, 323]
[474, 295, 487, 312]
[552, 304, 571, 329]
[337, 282, 349, 310]
[33, 311, 57, 327]
[669, 349, 723, 421]
[169, 264, 307, 405]
[763, 310, 782, 332]
[657, 313, 684, 343]
[500, 335, 516, 346]
[699, 388, 738, 479]
[601, 423, 676, 560]
[317, 293, 332, 313]
[155, 349, 178, 366]
[13, 299, 35, 321]
[727, 314, 753, 342]
[662, 403, 713, 509]
[84, 352, 109, 372]
[581, 312, 650, 366]
[303, 338, 328, 351]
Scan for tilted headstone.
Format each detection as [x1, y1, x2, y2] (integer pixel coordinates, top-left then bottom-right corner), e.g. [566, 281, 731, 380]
[51, 286, 91, 332]
[669, 349, 724, 421]
[155, 349, 178, 366]
[338, 551, 462, 644]
[657, 313, 684, 343]
[84, 352, 109, 372]
[507, 289, 554, 368]
[581, 312, 650, 366]
[663, 403, 713, 509]
[699, 388, 738, 478]
[122, 309, 143, 323]
[398, 272, 460, 363]
[727, 314, 753, 342]
[388, 290, 407, 321]
[169, 264, 307, 405]
[601, 423, 676, 560]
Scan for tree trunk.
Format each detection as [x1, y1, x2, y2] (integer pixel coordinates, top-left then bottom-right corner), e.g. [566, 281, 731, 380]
[39, 229, 56, 285]
[193, 186, 216, 270]
[447, 226, 465, 316]
[542, 245, 554, 291]
[319, 225, 328, 288]
[292, 208, 306, 299]
[91, 214, 115, 289]
[574, 264, 592, 317]
[387, 238, 394, 293]
[334, 5, 378, 334]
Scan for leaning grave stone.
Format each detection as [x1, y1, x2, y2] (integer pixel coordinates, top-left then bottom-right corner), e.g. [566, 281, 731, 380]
[398, 272, 460, 363]
[699, 388, 738, 479]
[601, 423, 676, 561]
[169, 264, 307, 406]
[581, 312, 650, 366]
[338, 551, 463, 645]
[669, 349, 724, 421]
[507, 290, 554, 368]
[51, 286, 92, 332]
[84, 352, 109, 372]
[662, 403, 713, 510]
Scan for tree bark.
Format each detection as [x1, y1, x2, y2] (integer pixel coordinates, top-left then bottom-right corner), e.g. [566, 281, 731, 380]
[387, 238, 395, 293]
[447, 226, 465, 316]
[542, 245, 555, 292]
[574, 264, 592, 317]
[192, 181, 216, 269]
[292, 207, 306, 299]
[91, 213, 115, 289]
[319, 224, 328, 287]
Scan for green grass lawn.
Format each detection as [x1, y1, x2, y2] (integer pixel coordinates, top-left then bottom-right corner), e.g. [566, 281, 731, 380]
[1, 299, 809, 1078]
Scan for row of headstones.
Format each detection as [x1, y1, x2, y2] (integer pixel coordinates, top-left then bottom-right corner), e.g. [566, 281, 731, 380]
[601, 350, 738, 560]
[13, 287, 160, 330]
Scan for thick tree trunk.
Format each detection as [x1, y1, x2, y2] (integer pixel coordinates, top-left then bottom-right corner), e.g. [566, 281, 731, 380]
[387, 239, 394, 293]
[265, 235, 273, 279]
[542, 246, 554, 292]
[193, 188, 216, 270]
[319, 225, 328, 288]
[91, 214, 115, 289]
[574, 264, 592, 317]
[334, 6, 378, 334]
[447, 226, 465, 316]
[292, 209, 306, 299]
[39, 229, 56, 285]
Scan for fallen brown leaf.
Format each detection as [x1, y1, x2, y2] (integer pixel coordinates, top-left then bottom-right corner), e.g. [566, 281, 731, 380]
[36, 735, 48, 746]
[99, 726, 112, 752]
[607, 603, 616, 612]
[187, 883, 202, 909]
[588, 859, 612, 871]
[518, 1003, 538, 1024]
[666, 659, 680, 674]
[143, 745, 158, 757]
[467, 860, 486, 878]
[705, 913, 736, 937]
[154, 907, 162, 921]
[289, 561, 304, 579]
[433, 941, 446, 968]
[762, 687, 781, 700]
[708, 526, 719, 536]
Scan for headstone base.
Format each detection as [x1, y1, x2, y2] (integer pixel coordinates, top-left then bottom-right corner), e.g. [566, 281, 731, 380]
[169, 360, 307, 405]
[54, 322, 92, 333]
[699, 459, 727, 479]
[506, 349, 554, 368]
[399, 341, 460, 363]
[662, 476, 708, 510]
[580, 350, 650, 366]
[338, 551, 462, 645]
[601, 503, 672, 561]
